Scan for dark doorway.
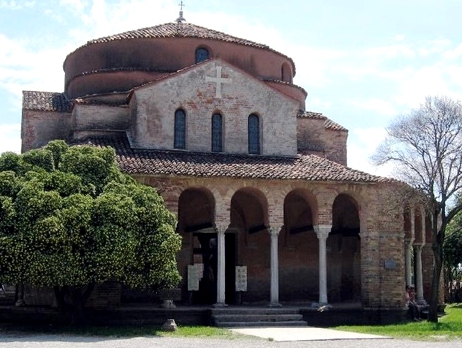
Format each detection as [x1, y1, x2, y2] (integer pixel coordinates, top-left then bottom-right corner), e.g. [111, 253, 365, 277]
[193, 233, 217, 304]
[225, 233, 236, 304]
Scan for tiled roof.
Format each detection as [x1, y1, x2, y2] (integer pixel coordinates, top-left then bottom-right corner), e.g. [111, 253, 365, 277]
[298, 111, 348, 132]
[74, 135, 391, 183]
[75, 22, 295, 73]
[262, 78, 307, 96]
[22, 91, 71, 112]
[88, 22, 270, 48]
[325, 118, 348, 132]
[298, 111, 325, 120]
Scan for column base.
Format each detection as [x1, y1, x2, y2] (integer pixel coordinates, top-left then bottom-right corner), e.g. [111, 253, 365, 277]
[311, 302, 331, 311]
[417, 299, 428, 306]
[213, 302, 228, 308]
[268, 302, 282, 308]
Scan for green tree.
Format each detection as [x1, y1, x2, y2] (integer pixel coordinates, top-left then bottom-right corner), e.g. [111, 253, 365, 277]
[444, 215, 462, 302]
[373, 96, 462, 322]
[0, 141, 181, 322]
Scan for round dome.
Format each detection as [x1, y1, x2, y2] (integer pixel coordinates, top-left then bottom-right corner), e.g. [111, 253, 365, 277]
[64, 22, 303, 105]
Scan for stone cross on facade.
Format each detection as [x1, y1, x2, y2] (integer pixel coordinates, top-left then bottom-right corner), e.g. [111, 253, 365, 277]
[206, 66, 232, 99]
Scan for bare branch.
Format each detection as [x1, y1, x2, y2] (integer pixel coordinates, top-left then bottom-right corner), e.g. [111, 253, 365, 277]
[373, 95, 462, 322]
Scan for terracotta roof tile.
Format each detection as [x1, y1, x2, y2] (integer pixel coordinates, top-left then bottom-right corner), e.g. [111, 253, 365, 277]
[325, 118, 348, 131]
[298, 111, 348, 132]
[22, 91, 71, 112]
[74, 135, 391, 183]
[88, 22, 270, 48]
[298, 111, 326, 120]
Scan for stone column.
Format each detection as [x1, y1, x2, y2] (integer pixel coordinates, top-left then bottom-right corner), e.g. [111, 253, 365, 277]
[269, 226, 282, 307]
[414, 244, 427, 305]
[214, 225, 227, 307]
[404, 240, 414, 287]
[314, 224, 332, 305]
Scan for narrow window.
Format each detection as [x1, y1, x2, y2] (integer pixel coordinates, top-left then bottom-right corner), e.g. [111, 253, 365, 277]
[248, 114, 260, 154]
[174, 109, 186, 149]
[281, 63, 292, 83]
[211, 113, 223, 152]
[195, 47, 209, 63]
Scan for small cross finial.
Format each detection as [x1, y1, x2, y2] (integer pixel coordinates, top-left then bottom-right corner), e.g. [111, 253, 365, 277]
[176, 1, 186, 23]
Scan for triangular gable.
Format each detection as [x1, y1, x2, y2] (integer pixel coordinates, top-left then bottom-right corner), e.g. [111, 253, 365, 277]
[130, 58, 299, 107]
[129, 58, 299, 156]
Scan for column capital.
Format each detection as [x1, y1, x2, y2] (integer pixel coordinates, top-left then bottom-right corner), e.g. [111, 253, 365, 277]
[314, 224, 332, 239]
[215, 223, 229, 234]
[268, 225, 283, 236]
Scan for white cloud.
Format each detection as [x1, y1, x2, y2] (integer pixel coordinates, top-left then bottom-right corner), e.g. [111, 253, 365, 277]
[0, 33, 71, 112]
[0, 124, 21, 154]
[443, 43, 462, 60]
[348, 98, 397, 117]
[0, 1, 35, 10]
[59, 0, 87, 12]
[394, 65, 452, 108]
[365, 44, 416, 60]
[348, 127, 393, 177]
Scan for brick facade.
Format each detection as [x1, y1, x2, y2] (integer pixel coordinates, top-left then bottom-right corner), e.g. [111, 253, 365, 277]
[20, 21, 433, 311]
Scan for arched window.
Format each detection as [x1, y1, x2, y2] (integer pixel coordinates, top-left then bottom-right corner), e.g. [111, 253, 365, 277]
[195, 47, 209, 63]
[211, 113, 223, 152]
[174, 109, 186, 149]
[281, 63, 292, 83]
[248, 114, 260, 155]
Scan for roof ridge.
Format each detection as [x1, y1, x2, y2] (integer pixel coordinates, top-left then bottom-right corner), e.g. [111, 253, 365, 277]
[87, 22, 270, 48]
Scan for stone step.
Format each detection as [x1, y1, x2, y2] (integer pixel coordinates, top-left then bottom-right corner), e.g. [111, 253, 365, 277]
[211, 307, 307, 327]
[214, 320, 308, 328]
[213, 313, 304, 323]
[211, 307, 301, 315]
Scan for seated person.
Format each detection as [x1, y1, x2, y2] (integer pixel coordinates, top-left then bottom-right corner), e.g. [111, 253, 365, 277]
[406, 286, 420, 321]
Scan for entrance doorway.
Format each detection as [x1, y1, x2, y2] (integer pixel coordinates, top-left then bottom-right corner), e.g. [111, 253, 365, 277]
[193, 233, 217, 304]
[192, 232, 237, 305]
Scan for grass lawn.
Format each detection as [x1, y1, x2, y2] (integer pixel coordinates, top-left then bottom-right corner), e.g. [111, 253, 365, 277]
[1, 303, 461, 341]
[0, 323, 238, 339]
[335, 303, 462, 341]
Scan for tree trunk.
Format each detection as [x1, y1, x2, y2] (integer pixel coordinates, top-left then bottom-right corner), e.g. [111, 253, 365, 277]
[53, 283, 95, 325]
[428, 237, 444, 322]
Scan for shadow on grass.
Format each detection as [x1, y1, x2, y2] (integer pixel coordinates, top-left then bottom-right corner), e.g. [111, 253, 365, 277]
[0, 323, 164, 337]
[0, 323, 236, 339]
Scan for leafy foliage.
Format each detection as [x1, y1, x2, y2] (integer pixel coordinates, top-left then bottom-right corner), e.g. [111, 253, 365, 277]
[0, 140, 181, 317]
[445, 217, 462, 271]
[444, 216, 462, 302]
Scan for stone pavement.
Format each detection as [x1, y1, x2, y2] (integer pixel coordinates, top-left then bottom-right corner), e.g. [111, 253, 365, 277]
[0, 330, 459, 348]
[230, 326, 389, 341]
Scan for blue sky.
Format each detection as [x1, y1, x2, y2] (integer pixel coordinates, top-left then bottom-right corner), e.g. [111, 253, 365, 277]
[1, 0, 462, 176]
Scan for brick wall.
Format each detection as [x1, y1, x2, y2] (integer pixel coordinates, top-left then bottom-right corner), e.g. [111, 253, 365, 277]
[135, 175, 410, 308]
[131, 60, 299, 157]
[21, 110, 71, 152]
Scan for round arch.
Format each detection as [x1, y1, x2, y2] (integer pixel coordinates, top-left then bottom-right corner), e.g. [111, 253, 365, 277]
[230, 187, 269, 233]
[279, 188, 319, 301]
[281, 62, 292, 83]
[230, 187, 269, 303]
[328, 193, 361, 303]
[177, 187, 215, 233]
[283, 188, 318, 233]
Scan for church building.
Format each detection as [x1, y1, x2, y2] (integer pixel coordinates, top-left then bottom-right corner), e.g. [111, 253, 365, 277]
[21, 14, 432, 312]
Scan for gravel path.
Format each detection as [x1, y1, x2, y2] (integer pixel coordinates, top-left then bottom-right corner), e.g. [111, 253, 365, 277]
[0, 333, 460, 348]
